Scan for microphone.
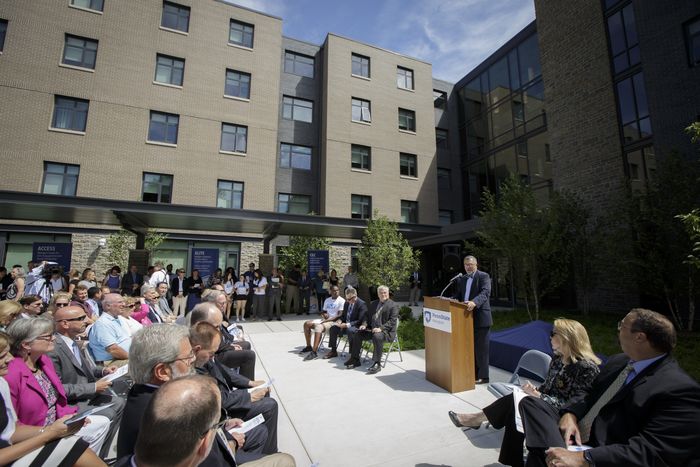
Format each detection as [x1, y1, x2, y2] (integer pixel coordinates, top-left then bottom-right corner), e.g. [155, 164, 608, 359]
[439, 273, 462, 298]
[449, 272, 463, 282]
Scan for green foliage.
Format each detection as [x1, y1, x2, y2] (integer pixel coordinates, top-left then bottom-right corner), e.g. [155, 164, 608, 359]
[357, 212, 420, 292]
[398, 305, 414, 322]
[278, 235, 332, 273]
[144, 229, 167, 253]
[686, 122, 700, 144]
[397, 316, 425, 351]
[106, 229, 168, 272]
[677, 209, 700, 270]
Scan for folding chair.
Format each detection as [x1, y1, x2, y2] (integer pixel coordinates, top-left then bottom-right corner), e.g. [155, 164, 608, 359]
[488, 349, 551, 399]
[363, 318, 403, 367]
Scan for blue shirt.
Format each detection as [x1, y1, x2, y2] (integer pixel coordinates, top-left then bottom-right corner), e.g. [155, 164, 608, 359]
[625, 353, 666, 385]
[89, 313, 132, 362]
[463, 275, 474, 302]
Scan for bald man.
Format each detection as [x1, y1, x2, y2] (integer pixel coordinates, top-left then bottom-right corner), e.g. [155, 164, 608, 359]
[49, 305, 126, 458]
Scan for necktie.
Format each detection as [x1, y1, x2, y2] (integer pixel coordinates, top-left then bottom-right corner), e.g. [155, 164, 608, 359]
[72, 341, 82, 365]
[578, 363, 634, 442]
[348, 303, 354, 321]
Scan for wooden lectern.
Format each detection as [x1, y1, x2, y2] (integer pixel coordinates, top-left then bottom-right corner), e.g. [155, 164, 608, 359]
[423, 296, 475, 392]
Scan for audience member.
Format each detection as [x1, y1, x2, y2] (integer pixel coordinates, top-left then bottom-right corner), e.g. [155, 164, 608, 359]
[119, 297, 146, 335]
[148, 262, 168, 288]
[71, 284, 91, 317]
[408, 270, 421, 306]
[297, 269, 311, 315]
[344, 285, 398, 374]
[310, 269, 327, 312]
[77, 268, 98, 290]
[232, 275, 249, 322]
[103, 266, 122, 293]
[67, 268, 81, 295]
[88, 293, 131, 366]
[121, 265, 143, 297]
[140, 284, 173, 324]
[285, 265, 301, 316]
[46, 291, 72, 315]
[18, 295, 43, 318]
[323, 287, 367, 360]
[0, 267, 12, 300]
[5, 266, 25, 301]
[49, 267, 68, 293]
[85, 286, 103, 317]
[525, 309, 700, 467]
[185, 269, 204, 312]
[157, 282, 173, 316]
[267, 268, 283, 321]
[342, 266, 358, 291]
[0, 300, 22, 331]
[243, 263, 256, 318]
[299, 285, 345, 361]
[171, 268, 188, 317]
[250, 270, 267, 321]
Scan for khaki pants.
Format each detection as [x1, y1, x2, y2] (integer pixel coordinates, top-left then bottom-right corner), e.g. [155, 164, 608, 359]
[173, 294, 187, 316]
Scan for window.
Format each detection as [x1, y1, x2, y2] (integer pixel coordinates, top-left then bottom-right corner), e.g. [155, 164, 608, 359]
[398, 108, 416, 132]
[284, 51, 314, 78]
[433, 90, 447, 109]
[351, 195, 371, 219]
[217, 180, 243, 209]
[221, 123, 247, 153]
[62, 34, 98, 69]
[686, 16, 700, 66]
[154, 54, 184, 86]
[282, 96, 313, 123]
[229, 19, 254, 48]
[351, 98, 371, 123]
[278, 193, 311, 214]
[225, 69, 251, 99]
[142, 173, 173, 203]
[607, 4, 640, 74]
[437, 168, 451, 189]
[280, 143, 311, 170]
[616, 72, 651, 143]
[148, 111, 179, 144]
[436, 128, 448, 149]
[161, 1, 190, 33]
[439, 210, 453, 225]
[52, 96, 89, 132]
[401, 200, 418, 224]
[42, 162, 79, 196]
[70, 0, 103, 12]
[518, 34, 542, 85]
[0, 19, 8, 52]
[351, 144, 371, 171]
[351, 53, 370, 78]
[399, 153, 417, 178]
[397, 66, 414, 90]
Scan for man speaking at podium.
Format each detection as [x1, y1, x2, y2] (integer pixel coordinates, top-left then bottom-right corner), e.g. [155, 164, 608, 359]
[452, 255, 492, 384]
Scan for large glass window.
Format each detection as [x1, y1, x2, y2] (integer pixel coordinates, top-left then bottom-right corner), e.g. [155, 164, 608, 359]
[229, 20, 254, 48]
[282, 96, 313, 123]
[225, 69, 251, 99]
[280, 143, 311, 170]
[397, 67, 414, 90]
[154, 54, 184, 86]
[351, 53, 370, 78]
[686, 16, 700, 67]
[488, 56, 510, 105]
[400, 153, 417, 177]
[217, 180, 243, 209]
[351, 98, 371, 123]
[52, 96, 89, 132]
[71, 0, 103, 12]
[62, 34, 98, 69]
[616, 72, 651, 143]
[518, 34, 542, 85]
[278, 193, 311, 214]
[161, 1, 190, 32]
[220, 123, 247, 153]
[401, 200, 418, 224]
[437, 168, 451, 189]
[351, 195, 371, 219]
[433, 90, 447, 109]
[527, 132, 551, 185]
[142, 172, 173, 203]
[436, 128, 448, 149]
[398, 108, 416, 132]
[284, 51, 314, 78]
[351, 144, 371, 171]
[607, 4, 640, 74]
[0, 20, 6, 52]
[439, 210, 453, 225]
[148, 111, 179, 144]
[42, 162, 79, 196]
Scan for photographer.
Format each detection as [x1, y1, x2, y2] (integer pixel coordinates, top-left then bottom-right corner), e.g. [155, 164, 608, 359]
[24, 261, 60, 305]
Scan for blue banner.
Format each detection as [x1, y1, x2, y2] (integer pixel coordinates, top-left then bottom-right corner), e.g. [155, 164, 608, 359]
[191, 248, 219, 278]
[32, 243, 72, 271]
[307, 249, 329, 277]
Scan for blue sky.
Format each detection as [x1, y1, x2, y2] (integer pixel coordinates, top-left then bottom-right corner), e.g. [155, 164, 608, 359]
[226, 0, 536, 83]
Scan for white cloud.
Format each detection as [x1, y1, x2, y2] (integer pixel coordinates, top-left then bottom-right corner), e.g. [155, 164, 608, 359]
[222, 0, 286, 18]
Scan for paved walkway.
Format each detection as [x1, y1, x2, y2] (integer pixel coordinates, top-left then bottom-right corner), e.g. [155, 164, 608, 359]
[244, 306, 510, 467]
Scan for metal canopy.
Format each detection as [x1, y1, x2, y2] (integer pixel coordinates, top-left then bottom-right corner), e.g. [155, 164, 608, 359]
[0, 191, 441, 241]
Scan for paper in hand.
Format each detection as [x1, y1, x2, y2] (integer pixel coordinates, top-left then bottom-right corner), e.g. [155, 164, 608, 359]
[99, 364, 129, 383]
[229, 414, 265, 434]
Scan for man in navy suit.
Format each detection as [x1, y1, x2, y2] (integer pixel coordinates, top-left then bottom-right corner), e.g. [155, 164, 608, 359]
[452, 255, 492, 383]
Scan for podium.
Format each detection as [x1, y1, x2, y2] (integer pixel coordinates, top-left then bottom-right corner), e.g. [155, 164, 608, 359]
[423, 296, 475, 392]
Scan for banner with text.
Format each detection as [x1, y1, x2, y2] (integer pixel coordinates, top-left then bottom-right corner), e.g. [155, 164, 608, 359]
[32, 243, 72, 272]
[307, 250, 329, 277]
[191, 248, 219, 279]
[423, 307, 452, 333]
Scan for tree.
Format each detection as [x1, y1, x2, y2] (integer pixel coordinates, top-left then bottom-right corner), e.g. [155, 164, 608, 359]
[278, 235, 331, 273]
[677, 209, 700, 331]
[357, 212, 420, 293]
[106, 228, 168, 272]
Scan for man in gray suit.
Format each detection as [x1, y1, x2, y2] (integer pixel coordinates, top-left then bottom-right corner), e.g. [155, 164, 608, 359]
[49, 305, 126, 457]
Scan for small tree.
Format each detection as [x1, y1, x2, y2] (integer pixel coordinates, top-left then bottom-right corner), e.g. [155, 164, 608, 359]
[278, 235, 332, 273]
[106, 228, 168, 272]
[357, 212, 420, 293]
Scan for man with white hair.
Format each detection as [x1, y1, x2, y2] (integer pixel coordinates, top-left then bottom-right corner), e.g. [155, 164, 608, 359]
[88, 293, 132, 365]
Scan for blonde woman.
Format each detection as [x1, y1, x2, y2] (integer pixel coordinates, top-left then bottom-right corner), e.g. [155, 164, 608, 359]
[5, 266, 25, 301]
[0, 301, 22, 331]
[448, 318, 601, 467]
[46, 291, 73, 315]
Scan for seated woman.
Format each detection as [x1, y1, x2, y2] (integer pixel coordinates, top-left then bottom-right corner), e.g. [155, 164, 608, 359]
[46, 291, 73, 315]
[5, 317, 112, 457]
[0, 301, 22, 332]
[0, 331, 105, 466]
[448, 318, 601, 467]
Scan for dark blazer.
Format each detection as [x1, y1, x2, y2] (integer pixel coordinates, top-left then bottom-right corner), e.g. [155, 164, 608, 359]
[184, 276, 204, 296]
[563, 353, 700, 467]
[121, 271, 143, 296]
[170, 276, 188, 297]
[362, 299, 399, 341]
[197, 359, 253, 418]
[48, 334, 103, 402]
[339, 298, 368, 328]
[408, 272, 422, 288]
[452, 269, 492, 327]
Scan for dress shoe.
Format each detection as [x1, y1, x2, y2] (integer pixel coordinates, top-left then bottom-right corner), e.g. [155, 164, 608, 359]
[448, 411, 486, 429]
[277, 318, 282, 321]
[323, 350, 338, 359]
[475, 378, 490, 384]
[299, 346, 313, 354]
[366, 362, 382, 374]
[303, 351, 318, 361]
[345, 359, 360, 369]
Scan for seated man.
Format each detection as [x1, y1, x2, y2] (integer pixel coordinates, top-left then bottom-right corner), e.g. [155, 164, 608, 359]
[299, 285, 345, 361]
[49, 305, 125, 458]
[524, 308, 700, 467]
[88, 293, 131, 365]
[191, 322, 279, 458]
[344, 285, 398, 374]
[323, 287, 367, 359]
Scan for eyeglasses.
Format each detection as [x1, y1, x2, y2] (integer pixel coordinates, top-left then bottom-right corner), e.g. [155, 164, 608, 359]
[33, 334, 56, 342]
[201, 419, 227, 437]
[55, 302, 70, 308]
[168, 350, 196, 364]
[58, 315, 87, 323]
